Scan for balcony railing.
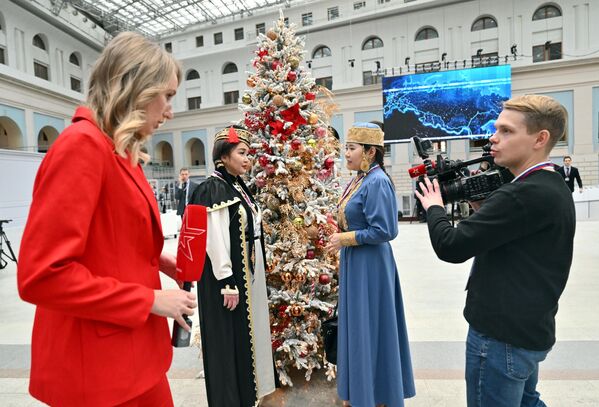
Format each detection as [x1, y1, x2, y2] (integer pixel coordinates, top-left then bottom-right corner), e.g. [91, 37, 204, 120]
[144, 164, 175, 180]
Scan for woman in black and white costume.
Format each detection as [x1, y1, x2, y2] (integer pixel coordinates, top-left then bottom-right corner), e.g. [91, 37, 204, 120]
[189, 125, 275, 407]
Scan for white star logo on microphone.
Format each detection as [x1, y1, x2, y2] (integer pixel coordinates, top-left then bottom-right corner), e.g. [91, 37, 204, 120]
[178, 212, 206, 262]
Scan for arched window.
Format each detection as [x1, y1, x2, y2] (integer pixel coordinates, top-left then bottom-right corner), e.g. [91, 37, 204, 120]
[533, 4, 562, 20]
[223, 62, 238, 74]
[362, 36, 384, 50]
[312, 46, 332, 59]
[69, 52, 80, 67]
[471, 16, 498, 31]
[33, 34, 46, 50]
[415, 27, 439, 41]
[186, 69, 200, 80]
[37, 126, 59, 153]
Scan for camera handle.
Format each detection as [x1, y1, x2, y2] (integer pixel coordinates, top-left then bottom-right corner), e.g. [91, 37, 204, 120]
[456, 155, 494, 169]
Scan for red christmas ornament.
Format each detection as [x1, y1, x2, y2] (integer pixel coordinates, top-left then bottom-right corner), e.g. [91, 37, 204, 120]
[259, 155, 269, 168]
[324, 157, 335, 169]
[287, 71, 297, 82]
[306, 249, 315, 260]
[305, 92, 316, 101]
[272, 340, 283, 351]
[263, 146, 273, 155]
[291, 139, 302, 150]
[271, 60, 282, 70]
[265, 163, 276, 175]
[278, 304, 288, 317]
[315, 126, 328, 138]
[255, 177, 267, 188]
[317, 169, 330, 181]
[248, 148, 257, 155]
[280, 134, 288, 142]
[317, 238, 325, 247]
[319, 273, 331, 285]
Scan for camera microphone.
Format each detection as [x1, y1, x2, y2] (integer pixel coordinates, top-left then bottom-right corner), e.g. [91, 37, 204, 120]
[408, 161, 436, 178]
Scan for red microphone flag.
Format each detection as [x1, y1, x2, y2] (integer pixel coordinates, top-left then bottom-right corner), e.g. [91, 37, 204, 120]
[407, 161, 436, 178]
[176, 204, 208, 282]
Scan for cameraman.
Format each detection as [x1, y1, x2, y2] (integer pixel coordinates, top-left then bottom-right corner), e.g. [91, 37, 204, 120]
[415, 95, 575, 407]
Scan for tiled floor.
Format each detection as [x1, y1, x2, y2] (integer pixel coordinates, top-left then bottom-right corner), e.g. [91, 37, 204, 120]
[1, 221, 598, 406]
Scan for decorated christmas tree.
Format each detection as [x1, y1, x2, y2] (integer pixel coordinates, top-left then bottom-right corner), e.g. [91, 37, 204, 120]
[238, 13, 341, 385]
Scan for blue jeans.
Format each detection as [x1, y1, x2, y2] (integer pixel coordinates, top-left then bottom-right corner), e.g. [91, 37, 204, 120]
[466, 327, 550, 407]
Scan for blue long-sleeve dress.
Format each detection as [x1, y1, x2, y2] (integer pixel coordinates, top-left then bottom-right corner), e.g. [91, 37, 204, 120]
[337, 167, 415, 407]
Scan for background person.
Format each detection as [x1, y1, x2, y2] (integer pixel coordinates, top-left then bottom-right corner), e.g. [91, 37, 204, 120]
[416, 95, 575, 407]
[17, 32, 196, 406]
[176, 167, 190, 216]
[327, 122, 415, 407]
[557, 155, 583, 193]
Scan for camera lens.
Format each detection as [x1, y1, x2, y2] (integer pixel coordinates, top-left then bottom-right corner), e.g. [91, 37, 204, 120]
[440, 179, 464, 204]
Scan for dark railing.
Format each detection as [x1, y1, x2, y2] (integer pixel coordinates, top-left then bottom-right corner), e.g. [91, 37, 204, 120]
[143, 164, 175, 180]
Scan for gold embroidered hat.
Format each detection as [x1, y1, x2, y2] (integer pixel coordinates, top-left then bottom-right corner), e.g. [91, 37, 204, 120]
[214, 126, 252, 147]
[346, 122, 384, 147]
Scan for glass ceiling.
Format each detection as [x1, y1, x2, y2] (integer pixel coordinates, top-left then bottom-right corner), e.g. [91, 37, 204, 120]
[70, 0, 298, 39]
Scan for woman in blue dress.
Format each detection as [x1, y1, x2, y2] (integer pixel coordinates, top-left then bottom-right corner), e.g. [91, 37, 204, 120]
[327, 122, 415, 407]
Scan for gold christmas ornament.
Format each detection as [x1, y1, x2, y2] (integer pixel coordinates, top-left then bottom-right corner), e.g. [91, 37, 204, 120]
[290, 305, 304, 317]
[308, 113, 319, 125]
[273, 95, 285, 107]
[266, 196, 280, 211]
[307, 139, 316, 147]
[289, 56, 300, 69]
[306, 225, 319, 239]
[246, 77, 256, 88]
[293, 217, 304, 226]
[242, 94, 252, 104]
[296, 273, 307, 283]
[266, 29, 278, 41]
[282, 272, 293, 283]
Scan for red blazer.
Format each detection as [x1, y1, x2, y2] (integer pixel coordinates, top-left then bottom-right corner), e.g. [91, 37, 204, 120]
[18, 107, 172, 406]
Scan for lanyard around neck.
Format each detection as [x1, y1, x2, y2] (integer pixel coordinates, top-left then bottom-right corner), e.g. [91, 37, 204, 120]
[511, 161, 554, 183]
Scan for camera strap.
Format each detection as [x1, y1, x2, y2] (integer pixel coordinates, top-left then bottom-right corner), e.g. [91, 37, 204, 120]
[511, 161, 554, 183]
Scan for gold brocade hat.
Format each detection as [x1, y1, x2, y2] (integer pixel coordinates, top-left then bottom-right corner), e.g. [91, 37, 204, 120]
[214, 126, 252, 147]
[346, 122, 384, 147]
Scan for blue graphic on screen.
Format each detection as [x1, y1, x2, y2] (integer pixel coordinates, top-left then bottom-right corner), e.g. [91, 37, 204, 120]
[382, 65, 511, 141]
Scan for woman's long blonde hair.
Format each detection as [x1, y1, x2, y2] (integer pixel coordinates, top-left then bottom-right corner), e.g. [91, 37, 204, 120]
[87, 32, 181, 165]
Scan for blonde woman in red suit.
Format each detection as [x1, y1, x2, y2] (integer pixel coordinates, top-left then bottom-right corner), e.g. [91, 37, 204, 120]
[17, 32, 197, 407]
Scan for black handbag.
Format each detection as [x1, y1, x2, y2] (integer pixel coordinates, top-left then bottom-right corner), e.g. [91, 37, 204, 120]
[321, 306, 338, 365]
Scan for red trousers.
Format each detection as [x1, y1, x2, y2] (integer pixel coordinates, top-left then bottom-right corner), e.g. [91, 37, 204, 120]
[115, 376, 173, 407]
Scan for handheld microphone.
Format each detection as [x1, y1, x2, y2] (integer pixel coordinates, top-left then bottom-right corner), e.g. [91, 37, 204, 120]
[172, 204, 208, 348]
[407, 161, 436, 178]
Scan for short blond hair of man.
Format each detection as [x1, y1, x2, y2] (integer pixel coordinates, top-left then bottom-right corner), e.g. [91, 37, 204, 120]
[87, 32, 182, 165]
[502, 94, 568, 151]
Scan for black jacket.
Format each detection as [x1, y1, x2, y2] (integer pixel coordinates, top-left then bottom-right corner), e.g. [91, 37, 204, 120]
[557, 165, 582, 192]
[426, 170, 575, 351]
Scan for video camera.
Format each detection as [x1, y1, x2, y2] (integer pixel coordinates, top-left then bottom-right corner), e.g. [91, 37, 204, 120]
[409, 137, 513, 204]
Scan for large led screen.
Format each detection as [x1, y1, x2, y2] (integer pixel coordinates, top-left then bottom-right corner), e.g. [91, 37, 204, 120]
[382, 65, 511, 141]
